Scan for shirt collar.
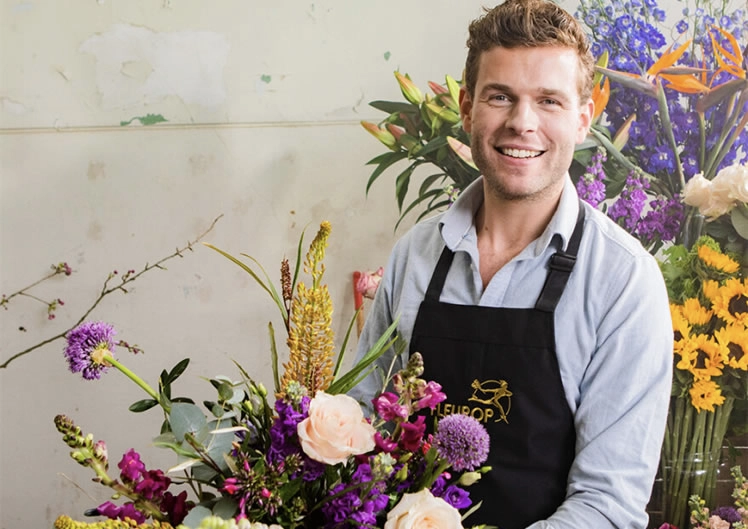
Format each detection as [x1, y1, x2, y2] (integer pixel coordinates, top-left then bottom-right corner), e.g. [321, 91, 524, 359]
[439, 175, 581, 256]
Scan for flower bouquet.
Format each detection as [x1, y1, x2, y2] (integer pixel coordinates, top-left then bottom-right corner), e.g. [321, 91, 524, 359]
[686, 465, 748, 529]
[659, 236, 748, 528]
[53, 222, 491, 529]
[574, 0, 747, 255]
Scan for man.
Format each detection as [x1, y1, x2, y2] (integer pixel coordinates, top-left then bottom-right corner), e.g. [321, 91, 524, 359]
[350, 0, 673, 528]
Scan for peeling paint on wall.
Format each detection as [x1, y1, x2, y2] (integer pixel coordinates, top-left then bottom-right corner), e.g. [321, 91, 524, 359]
[79, 24, 230, 109]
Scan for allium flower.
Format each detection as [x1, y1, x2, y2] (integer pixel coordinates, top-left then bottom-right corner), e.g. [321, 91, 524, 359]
[433, 414, 489, 472]
[64, 321, 116, 380]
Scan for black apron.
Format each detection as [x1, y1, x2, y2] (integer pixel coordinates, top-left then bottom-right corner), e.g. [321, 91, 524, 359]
[411, 205, 585, 529]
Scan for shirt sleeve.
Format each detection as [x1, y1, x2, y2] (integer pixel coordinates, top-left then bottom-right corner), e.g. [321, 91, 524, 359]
[527, 253, 673, 529]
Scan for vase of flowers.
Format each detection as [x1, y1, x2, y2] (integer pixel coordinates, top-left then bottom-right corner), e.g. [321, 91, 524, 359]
[53, 222, 492, 529]
[653, 237, 748, 528]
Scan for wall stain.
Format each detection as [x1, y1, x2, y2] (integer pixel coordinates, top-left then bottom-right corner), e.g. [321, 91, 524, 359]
[88, 220, 103, 241]
[189, 154, 214, 177]
[87, 161, 106, 180]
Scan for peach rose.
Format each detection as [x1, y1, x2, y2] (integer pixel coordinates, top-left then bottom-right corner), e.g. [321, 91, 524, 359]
[297, 391, 376, 465]
[683, 172, 712, 209]
[384, 489, 464, 529]
[684, 172, 734, 220]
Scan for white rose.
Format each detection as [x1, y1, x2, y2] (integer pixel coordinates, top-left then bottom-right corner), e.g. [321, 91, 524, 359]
[384, 489, 464, 529]
[718, 163, 748, 203]
[297, 391, 375, 465]
[683, 172, 712, 208]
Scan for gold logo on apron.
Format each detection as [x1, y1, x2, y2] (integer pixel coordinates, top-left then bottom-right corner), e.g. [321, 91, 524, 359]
[430, 379, 512, 424]
[468, 379, 512, 424]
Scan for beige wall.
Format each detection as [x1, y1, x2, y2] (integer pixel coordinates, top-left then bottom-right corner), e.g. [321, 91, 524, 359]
[1, 2, 496, 527]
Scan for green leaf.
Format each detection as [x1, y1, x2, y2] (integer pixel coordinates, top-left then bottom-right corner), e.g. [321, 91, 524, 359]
[120, 113, 168, 127]
[180, 506, 212, 528]
[129, 399, 159, 412]
[369, 100, 419, 114]
[731, 207, 748, 239]
[418, 135, 448, 157]
[365, 151, 409, 194]
[167, 358, 190, 384]
[169, 402, 208, 442]
[211, 496, 239, 519]
[395, 164, 418, 211]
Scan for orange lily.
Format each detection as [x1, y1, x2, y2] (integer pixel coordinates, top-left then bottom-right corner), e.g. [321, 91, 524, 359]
[591, 77, 610, 121]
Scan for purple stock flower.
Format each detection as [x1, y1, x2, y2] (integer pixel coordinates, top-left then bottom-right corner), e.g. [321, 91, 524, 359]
[608, 173, 649, 231]
[373, 392, 408, 421]
[414, 381, 447, 411]
[96, 501, 146, 524]
[433, 414, 490, 472]
[118, 448, 146, 482]
[64, 321, 116, 380]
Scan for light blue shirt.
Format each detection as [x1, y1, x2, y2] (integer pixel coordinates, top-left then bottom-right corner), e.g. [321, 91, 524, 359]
[350, 175, 673, 529]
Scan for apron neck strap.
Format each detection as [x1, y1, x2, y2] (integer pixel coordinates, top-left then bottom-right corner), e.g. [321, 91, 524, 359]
[425, 200, 587, 308]
[534, 200, 586, 312]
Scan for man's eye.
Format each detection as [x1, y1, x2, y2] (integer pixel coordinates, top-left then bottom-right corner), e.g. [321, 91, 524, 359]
[542, 98, 559, 105]
[489, 94, 508, 102]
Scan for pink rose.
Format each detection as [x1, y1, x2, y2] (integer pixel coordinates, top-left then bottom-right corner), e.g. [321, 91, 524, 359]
[384, 489, 464, 529]
[356, 267, 384, 299]
[297, 391, 376, 465]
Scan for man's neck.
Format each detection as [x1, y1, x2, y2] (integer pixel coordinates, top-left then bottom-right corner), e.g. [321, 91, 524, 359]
[475, 180, 563, 288]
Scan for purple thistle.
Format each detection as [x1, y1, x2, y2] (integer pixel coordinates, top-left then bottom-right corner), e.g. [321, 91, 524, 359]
[433, 414, 490, 472]
[64, 321, 116, 380]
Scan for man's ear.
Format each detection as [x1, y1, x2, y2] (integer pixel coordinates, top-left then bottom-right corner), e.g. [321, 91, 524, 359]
[459, 87, 473, 134]
[576, 98, 594, 144]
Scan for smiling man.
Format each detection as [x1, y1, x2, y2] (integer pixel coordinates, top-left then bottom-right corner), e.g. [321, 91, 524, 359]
[350, 1, 673, 528]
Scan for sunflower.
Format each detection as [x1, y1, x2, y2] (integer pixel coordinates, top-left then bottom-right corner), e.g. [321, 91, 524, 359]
[715, 323, 748, 371]
[711, 278, 748, 326]
[697, 244, 740, 274]
[675, 333, 725, 380]
[680, 297, 713, 327]
[689, 378, 726, 412]
[702, 279, 721, 305]
[670, 303, 691, 353]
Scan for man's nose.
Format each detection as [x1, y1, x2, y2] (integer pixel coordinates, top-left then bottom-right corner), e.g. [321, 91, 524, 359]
[506, 100, 539, 135]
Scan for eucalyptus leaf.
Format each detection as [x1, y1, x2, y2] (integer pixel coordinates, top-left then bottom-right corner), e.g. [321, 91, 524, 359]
[169, 402, 208, 442]
[180, 505, 213, 528]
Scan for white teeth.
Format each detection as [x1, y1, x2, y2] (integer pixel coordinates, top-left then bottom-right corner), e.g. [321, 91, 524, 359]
[499, 148, 541, 158]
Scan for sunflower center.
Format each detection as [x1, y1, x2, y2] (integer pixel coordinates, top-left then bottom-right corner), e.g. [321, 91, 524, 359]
[694, 348, 708, 369]
[728, 342, 745, 363]
[728, 294, 748, 315]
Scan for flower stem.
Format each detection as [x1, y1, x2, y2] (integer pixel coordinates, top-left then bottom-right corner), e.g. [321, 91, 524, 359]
[103, 353, 167, 412]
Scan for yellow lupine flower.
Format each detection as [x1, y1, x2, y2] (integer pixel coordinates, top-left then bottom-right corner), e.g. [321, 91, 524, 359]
[689, 378, 726, 412]
[715, 323, 748, 371]
[711, 278, 748, 326]
[697, 244, 740, 274]
[681, 297, 712, 326]
[675, 333, 725, 380]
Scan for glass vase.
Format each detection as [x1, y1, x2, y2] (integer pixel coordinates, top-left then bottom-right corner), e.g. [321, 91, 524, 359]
[652, 396, 734, 529]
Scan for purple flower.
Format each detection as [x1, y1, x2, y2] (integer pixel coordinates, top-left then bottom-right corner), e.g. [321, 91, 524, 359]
[118, 448, 146, 482]
[95, 501, 146, 524]
[712, 505, 741, 523]
[64, 321, 116, 380]
[433, 414, 490, 472]
[414, 381, 447, 411]
[373, 392, 408, 421]
[441, 484, 472, 509]
[400, 416, 427, 451]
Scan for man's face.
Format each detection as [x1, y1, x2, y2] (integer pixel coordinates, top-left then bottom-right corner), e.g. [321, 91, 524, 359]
[460, 46, 593, 202]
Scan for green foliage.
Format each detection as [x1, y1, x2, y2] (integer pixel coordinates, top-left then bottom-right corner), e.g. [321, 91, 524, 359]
[361, 73, 480, 229]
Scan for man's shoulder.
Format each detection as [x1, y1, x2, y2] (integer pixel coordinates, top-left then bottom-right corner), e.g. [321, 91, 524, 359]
[580, 202, 654, 261]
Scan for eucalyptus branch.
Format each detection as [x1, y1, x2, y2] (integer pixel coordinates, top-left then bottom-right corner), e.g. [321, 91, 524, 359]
[0, 215, 222, 369]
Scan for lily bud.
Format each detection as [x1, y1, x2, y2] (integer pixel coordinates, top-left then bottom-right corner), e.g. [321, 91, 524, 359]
[361, 121, 397, 150]
[394, 71, 424, 105]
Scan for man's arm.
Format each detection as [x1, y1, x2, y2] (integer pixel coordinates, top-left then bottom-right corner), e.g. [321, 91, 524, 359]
[529, 253, 673, 529]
